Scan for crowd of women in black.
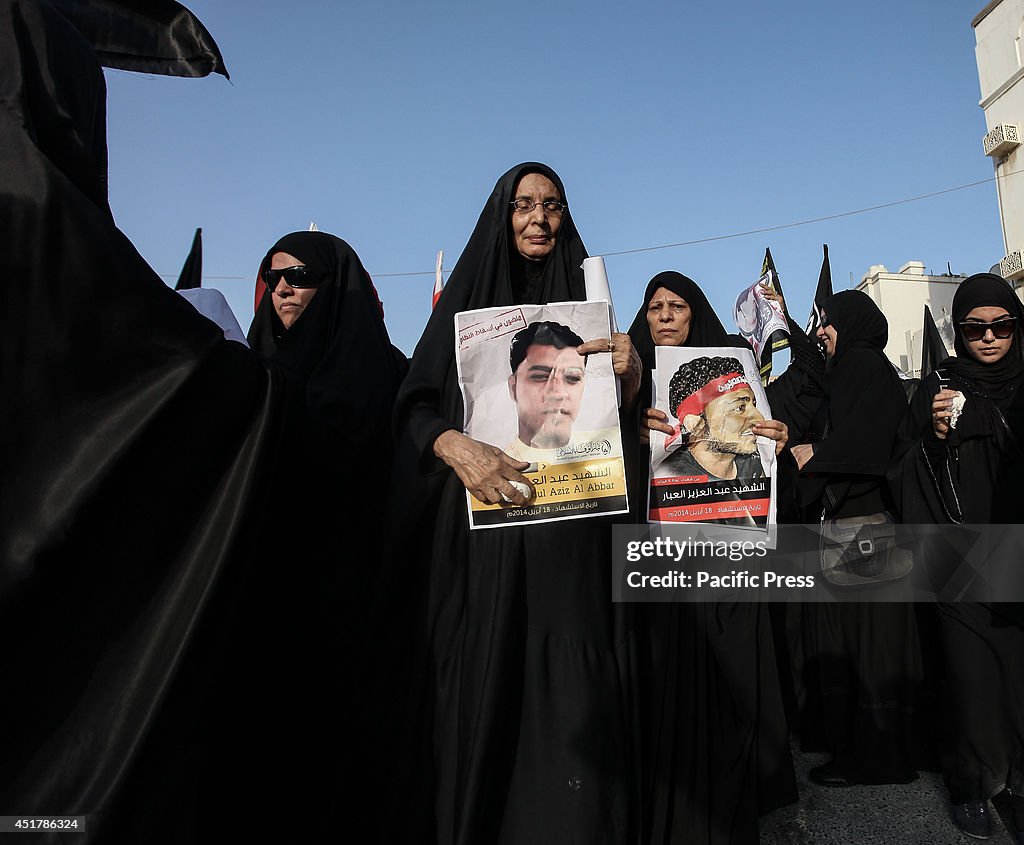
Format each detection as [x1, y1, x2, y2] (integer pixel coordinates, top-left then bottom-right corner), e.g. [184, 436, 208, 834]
[2, 2, 1023, 843]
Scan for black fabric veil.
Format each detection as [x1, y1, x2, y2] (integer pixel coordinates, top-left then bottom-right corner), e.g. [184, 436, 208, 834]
[48, 0, 229, 78]
[0, 3, 282, 841]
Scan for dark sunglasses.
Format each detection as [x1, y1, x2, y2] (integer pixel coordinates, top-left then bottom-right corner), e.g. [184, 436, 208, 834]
[262, 265, 322, 290]
[958, 317, 1017, 342]
[819, 314, 831, 329]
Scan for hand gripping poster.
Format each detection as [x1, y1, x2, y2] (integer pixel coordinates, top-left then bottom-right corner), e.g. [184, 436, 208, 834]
[648, 346, 777, 530]
[455, 301, 628, 529]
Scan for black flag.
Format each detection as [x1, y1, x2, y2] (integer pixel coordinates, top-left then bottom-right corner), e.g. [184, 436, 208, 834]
[920, 305, 949, 378]
[805, 244, 834, 338]
[174, 227, 202, 290]
[758, 247, 790, 382]
[49, 0, 229, 78]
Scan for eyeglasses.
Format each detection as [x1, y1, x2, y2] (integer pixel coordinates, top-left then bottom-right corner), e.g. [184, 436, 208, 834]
[819, 314, 831, 329]
[959, 317, 1017, 342]
[263, 265, 322, 290]
[510, 198, 567, 216]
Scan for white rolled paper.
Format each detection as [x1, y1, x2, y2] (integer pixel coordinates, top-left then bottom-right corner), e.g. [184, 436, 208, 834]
[582, 256, 617, 333]
[581, 255, 622, 407]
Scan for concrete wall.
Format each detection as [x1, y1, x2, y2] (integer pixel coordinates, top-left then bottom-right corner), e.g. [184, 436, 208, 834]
[856, 261, 963, 374]
[975, 0, 1024, 257]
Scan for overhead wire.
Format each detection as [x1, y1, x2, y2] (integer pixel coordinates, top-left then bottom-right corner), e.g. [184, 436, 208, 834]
[157, 169, 1015, 283]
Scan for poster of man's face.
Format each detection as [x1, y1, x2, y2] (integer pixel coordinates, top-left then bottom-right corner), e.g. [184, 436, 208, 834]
[507, 322, 587, 449]
[456, 302, 620, 458]
[649, 346, 776, 529]
[455, 301, 627, 528]
[668, 356, 766, 476]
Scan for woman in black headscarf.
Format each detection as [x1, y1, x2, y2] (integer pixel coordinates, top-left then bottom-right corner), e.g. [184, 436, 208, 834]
[384, 162, 642, 845]
[248, 230, 407, 454]
[212, 231, 406, 836]
[791, 289, 919, 789]
[626, 272, 796, 845]
[890, 273, 1024, 840]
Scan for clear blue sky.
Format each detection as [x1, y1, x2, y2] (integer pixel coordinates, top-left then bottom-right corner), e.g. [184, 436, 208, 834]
[105, 1, 1002, 356]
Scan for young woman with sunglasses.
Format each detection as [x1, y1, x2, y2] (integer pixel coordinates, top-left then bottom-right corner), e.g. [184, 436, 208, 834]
[891, 272, 1024, 841]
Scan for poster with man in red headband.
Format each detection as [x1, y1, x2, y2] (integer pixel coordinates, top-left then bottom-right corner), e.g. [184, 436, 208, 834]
[648, 347, 778, 529]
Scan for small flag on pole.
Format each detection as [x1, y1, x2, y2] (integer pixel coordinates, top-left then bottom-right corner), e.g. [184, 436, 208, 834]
[432, 250, 444, 309]
[734, 248, 789, 383]
[174, 227, 202, 290]
[921, 305, 949, 378]
[805, 244, 833, 338]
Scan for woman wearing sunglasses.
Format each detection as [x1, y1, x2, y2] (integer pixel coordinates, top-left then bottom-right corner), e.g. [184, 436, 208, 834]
[235, 231, 406, 833]
[891, 272, 1024, 841]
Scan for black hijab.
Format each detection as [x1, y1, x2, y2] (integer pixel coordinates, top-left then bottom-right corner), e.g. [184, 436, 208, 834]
[626, 271, 729, 414]
[248, 231, 403, 445]
[941, 272, 1024, 401]
[627, 271, 729, 367]
[803, 290, 905, 477]
[823, 289, 888, 360]
[395, 162, 588, 461]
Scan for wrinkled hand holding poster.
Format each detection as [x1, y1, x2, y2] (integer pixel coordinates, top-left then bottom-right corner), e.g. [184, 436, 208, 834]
[456, 301, 628, 528]
[648, 346, 776, 531]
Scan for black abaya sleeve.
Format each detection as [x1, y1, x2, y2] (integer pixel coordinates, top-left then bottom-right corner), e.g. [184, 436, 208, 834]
[887, 373, 961, 523]
[803, 349, 905, 476]
[0, 5, 285, 840]
[765, 316, 826, 443]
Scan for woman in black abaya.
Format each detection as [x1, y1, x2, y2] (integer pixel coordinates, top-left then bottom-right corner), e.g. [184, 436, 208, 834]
[626, 272, 796, 845]
[791, 290, 919, 788]
[195, 232, 406, 836]
[890, 273, 1024, 840]
[247, 230, 407, 477]
[390, 162, 642, 844]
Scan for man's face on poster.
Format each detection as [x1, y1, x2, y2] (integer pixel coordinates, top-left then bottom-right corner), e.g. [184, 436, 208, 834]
[696, 387, 764, 455]
[508, 343, 586, 448]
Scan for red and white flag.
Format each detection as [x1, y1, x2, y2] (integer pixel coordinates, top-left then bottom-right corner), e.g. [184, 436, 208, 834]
[432, 249, 444, 309]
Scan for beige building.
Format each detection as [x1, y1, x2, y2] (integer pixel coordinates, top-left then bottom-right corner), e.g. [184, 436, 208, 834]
[974, 0, 1024, 288]
[855, 261, 963, 376]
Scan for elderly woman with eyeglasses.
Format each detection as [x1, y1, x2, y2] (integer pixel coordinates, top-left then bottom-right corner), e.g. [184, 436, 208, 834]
[380, 163, 643, 844]
[890, 273, 1024, 841]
